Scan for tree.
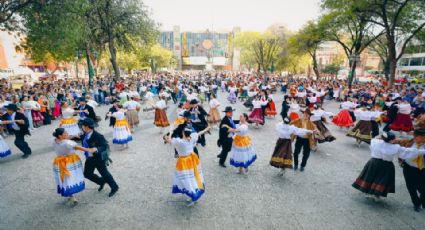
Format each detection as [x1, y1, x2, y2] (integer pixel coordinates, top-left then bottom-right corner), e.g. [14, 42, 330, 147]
[234, 32, 262, 70]
[0, 0, 35, 30]
[369, 35, 390, 79]
[321, 0, 383, 88]
[149, 44, 175, 69]
[291, 21, 324, 78]
[364, 0, 425, 86]
[252, 34, 281, 73]
[84, 0, 158, 78]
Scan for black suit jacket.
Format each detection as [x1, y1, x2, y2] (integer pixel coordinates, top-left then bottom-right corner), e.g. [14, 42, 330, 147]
[219, 116, 239, 143]
[280, 101, 290, 118]
[1, 112, 30, 136]
[77, 104, 97, 121]
[80, 130, 109, 160]
[107, 106, 118, 127]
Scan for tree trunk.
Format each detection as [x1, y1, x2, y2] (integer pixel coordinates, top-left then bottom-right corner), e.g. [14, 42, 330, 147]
[387, 39, 397, 87]
[348, 59, 357, 89]
[383, 60, 390, 80]
[312, 55, 320, 79]
[108, 34, 120, 78]
[388, 59, 397, 87]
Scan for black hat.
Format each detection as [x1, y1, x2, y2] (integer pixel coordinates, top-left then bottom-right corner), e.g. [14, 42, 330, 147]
[189, 99, 198, 105]
[223, 106, 235, 113]
[381, 131, 396, 142]
[5, 104, 18, 111]
[414, 128, 425, 136]
[81, 118, 95, 129]
[79, 97, 86, 102]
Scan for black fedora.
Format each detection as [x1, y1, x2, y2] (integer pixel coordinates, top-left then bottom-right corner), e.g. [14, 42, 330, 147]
[222, 106, 235, 113]
[5, 103, 18, 111]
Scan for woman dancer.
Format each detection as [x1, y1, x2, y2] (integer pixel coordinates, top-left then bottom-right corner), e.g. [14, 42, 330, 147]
[154, 96, 170, 133]
[310, 105, 336, 143]
[227, 84, 237, 104]
[248, 96, 266, 127]
[265, 91, 277, 117]
[0, 120, 13, 158]
[207, 94, 221, 127]
[347, 106, 374, 146]
[224, 114, 257, 174]
[167, 126, 210, 206]
[60, 102, 82, 138]
[108, 105, 133, 149]
[352, 132, 425, 200]
[288, 99, 301, 121]
[332, 98, 357, 128]
[270, 117, 312, 175]
[52, 128, 92, 206]
[389, 99, 414, 135]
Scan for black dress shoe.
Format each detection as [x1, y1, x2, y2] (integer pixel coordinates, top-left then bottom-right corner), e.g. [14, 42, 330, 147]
[109, 187, 119, 197]
[219, 163, 226, 168]
[21, 154, 30, 159]
[300, 167, 305, 172]
[98, 182, 106, 192]
[294, 165, 298, 171]
[217, 154, 222, 158]
[414, 205, 421, 212]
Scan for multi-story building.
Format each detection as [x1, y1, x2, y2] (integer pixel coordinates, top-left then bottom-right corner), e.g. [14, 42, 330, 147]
[397, 43, 425, 76]
[159, 26, 240, 70]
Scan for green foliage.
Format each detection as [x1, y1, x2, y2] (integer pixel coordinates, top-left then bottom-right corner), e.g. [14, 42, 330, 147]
[233, 32, 261, 69]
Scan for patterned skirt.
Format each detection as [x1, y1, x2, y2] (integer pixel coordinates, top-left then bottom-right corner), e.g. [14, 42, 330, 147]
[347, 120, 372, 143]
[31, 110, 44, 123]
[352, 158, 395, 197]
[172, 153, 205, 202]
[53, 154, 85, 197]
[154, 108, 170, 127]
[313, 120, 336, 143]
[60, 117, 82, 137]
[113, 120, 133, 144]
[230, 135, 257, 168]
[0, 136, 11, 158]
[248, 108, 264, 125]
[270, 138, 293, 169]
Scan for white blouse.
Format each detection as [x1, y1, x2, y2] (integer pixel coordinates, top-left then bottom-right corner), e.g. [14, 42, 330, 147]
[52, 139, 77, 156]
[62, 108, 75, 119]
[398, 104, 411, 114]
[341, 101, 357, 110]
[112, 110, 126, 120]
[171, 133, 199, 157]
[370, 139, 425, 162]
[209, 99, 220, 108]
[123, 100, 140, 110]
[275, 123, 311, 139]
[155, 100, 167, 109]
[235, 124, 249, 136]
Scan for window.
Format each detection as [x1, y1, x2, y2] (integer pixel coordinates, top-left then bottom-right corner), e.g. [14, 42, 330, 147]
[410, 57, 423, 66]
[399, 58, 409, 66]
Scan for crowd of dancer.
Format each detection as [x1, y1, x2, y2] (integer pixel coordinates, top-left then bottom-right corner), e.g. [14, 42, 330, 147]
[0, 71, 424, 211]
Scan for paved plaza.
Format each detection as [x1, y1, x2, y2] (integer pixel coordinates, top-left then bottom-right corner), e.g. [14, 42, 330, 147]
[1, 92, 424, 230]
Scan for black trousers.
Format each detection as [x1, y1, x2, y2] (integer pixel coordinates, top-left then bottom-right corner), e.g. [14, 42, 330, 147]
[403, 164, 425, 207]
[294, 137, 310, 167]
[14, 132, 32, 156]
[219, 139, 232, 165]
[261, 105, 267, 123]
[84, 156, 118, 190]
[42, 111, 51, 125]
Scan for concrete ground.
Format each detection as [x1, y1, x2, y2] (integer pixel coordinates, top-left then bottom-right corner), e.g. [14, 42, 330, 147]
[1, 91, 424, 230]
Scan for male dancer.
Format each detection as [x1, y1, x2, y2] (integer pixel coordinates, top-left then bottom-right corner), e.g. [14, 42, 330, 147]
[217, 106, 238, 167]
[1, 104, 32, 158]
[80, 118, 119, 197]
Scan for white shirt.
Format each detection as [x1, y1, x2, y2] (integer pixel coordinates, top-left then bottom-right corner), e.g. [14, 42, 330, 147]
[87, 100, 98, 108]
[52, 139, 77, 156]
[398, 104, 411, 114]
[341, 101, 357, 110]
[370, 139, 425, 162]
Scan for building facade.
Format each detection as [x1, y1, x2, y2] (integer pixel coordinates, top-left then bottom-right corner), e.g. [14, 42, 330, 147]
[159, 26, 240, 70]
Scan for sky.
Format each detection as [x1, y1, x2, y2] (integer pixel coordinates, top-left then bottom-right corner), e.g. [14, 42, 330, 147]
[143, 0, 322, 32]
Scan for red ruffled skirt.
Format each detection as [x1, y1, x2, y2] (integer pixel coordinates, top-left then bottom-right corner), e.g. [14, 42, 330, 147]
[332, 109, 353, 127]
[389, 113, 413, 132]
[248, 108, 264, 125]
[266, 101, 277, 116]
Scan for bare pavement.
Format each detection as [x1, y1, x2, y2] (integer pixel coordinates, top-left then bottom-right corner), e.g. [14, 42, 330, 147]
[1, 92, 424, 230]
